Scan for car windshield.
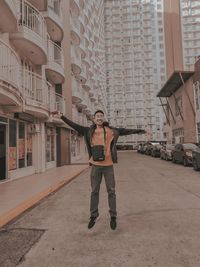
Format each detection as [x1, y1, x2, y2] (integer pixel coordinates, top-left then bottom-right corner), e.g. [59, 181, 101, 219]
[183, 144, 198, 150]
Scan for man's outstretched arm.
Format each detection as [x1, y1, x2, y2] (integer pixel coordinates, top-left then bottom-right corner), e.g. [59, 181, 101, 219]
[116, 128, 146, 136]
[51, 112, 88, 135]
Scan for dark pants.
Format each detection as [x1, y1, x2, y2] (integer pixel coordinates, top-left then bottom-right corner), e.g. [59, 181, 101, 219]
[90, 165, 117, 218]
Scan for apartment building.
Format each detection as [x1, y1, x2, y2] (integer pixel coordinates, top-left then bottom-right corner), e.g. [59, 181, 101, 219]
[0, 0, 68, 181]
[180, 0, 200, 71]
[104, 0, 167, 147]
[157, 0, 200, 144]
[70, 0, 107, 162]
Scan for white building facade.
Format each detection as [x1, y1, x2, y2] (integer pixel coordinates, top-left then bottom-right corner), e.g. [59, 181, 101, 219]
[180, 0, 200, 71]
[104, 0, 167, 146]
[0, 0, 65, 181]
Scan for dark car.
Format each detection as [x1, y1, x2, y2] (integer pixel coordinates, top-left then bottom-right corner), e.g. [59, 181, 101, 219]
[192, 147, 200, 171]
[116, 144, 133, 150]
[171, 143, 199, 166]
[141, 143, 148, 154]
[160, 144, 175, 161]
[151, 144, 162, 157]
[145, 142, 160, 156]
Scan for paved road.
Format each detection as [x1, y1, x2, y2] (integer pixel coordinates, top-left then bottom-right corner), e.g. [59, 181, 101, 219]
[2, 151, 200, 267]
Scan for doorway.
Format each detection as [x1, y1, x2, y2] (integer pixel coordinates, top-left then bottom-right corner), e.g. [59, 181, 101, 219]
[0, 124, 6, 180]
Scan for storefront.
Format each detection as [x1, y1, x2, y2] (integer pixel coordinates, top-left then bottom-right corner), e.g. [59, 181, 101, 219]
[0, 114, 35, 181]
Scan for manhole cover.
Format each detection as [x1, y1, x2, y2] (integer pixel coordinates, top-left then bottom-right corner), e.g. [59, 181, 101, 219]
[0, 228, 45, 266]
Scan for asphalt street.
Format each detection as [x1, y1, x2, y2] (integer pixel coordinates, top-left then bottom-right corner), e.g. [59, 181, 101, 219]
[2, 151, 200, 267]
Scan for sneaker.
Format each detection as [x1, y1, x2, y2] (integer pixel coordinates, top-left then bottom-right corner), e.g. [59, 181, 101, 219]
[110, 217, 117, 230]
[88, 216, 98, 229]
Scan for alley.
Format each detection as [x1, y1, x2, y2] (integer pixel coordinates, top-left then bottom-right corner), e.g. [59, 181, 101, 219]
[2, 151, 200, 267]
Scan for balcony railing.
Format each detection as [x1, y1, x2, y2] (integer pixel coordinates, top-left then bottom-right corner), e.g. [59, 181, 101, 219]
[49, 90, 65, 114]
[21, 69, 65, 113]
[48, 40, 64, 68]
[0, 40, 20, 90]
[18, 0, 47, 42]
[48, 0, 62, 18]
[21, 69, 49, 107]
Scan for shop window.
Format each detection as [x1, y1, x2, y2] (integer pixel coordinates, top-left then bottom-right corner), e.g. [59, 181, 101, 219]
[18, 122, 25, 168]
[9, 120, 33, 171]
[9, 120, 17, 170]
[27, 134, 33, 166]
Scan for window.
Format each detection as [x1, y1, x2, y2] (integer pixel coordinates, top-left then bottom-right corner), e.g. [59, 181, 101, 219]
[175, 96, 183, 116]
[9, 120, 17, 170]
[46, 127, 55, 162]
[18, 122, 25, 168]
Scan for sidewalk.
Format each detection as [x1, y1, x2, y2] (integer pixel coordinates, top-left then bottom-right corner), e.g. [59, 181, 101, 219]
[0, 164, 89, 228]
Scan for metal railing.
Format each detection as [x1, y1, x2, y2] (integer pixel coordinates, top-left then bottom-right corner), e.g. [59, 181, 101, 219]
[48, 0, 61, 17]
[18, 0, 47, 41]
[21, 69, 49, 107]
[48, 39, 64, 67]
[0, 39, 20, 90]
[49, 90, 65, 114]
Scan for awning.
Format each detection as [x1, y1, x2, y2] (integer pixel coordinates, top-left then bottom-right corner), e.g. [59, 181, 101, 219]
[157, 71, 194, 97]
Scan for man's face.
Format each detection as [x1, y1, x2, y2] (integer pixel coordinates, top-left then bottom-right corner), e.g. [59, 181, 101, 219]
[94, 112, 105, 126]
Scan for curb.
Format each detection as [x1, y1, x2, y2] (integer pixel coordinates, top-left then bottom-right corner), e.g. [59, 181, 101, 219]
[0, 166, 89, 228]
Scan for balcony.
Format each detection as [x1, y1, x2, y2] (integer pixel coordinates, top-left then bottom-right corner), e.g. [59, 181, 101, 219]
[49, 91, 65, 124]
[76, 90, 87, 110]
[42, 0, 63, 42]
[70, 0, 80, 16]
[70, 17, 81, 45]
[0, 40, 22, 109]
[46, 40, 65, 84]
[21, 69, 50, 118]
[0, 0, 18, 32]
[78, 62, 87, 84]
[83, 79, 91, 91]
[71, 45, 81, 76]
[10, 0, 47, 65]
[72, 77, 82, 104]
[28, 0, 47, 11]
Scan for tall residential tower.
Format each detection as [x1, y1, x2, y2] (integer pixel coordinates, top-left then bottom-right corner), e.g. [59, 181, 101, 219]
[104, 0, 167, 146]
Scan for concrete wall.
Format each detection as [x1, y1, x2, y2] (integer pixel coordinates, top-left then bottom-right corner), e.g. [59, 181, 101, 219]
[167, 78, 196, 143]
[164, 0, 184, 78]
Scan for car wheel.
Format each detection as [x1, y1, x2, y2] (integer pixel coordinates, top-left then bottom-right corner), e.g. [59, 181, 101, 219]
[183, 157, 188, 167]
[193, 158, 200, 171]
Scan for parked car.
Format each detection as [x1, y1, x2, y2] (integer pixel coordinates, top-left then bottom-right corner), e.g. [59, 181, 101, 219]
[116, 144, 133, 150]
[160, 144, 175, 161]
[141, 143, 148, 154]
[145, 142, 160, 156]
[192, 147, 200, 171]
[137, 143, 143, 153]
[171, 143, 199, 166]
[151, 143, 162, 157]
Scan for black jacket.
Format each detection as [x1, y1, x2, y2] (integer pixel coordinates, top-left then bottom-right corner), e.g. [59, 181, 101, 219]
[61, 115, 145, 163]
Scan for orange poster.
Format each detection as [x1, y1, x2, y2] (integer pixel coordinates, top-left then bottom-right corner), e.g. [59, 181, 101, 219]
[27, 135, 32, 153]
[9, 147, 17, 170]
[18, 139, 25, 159]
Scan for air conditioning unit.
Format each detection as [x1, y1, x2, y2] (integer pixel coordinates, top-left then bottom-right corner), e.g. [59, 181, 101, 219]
[27, 124, 40, 134]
